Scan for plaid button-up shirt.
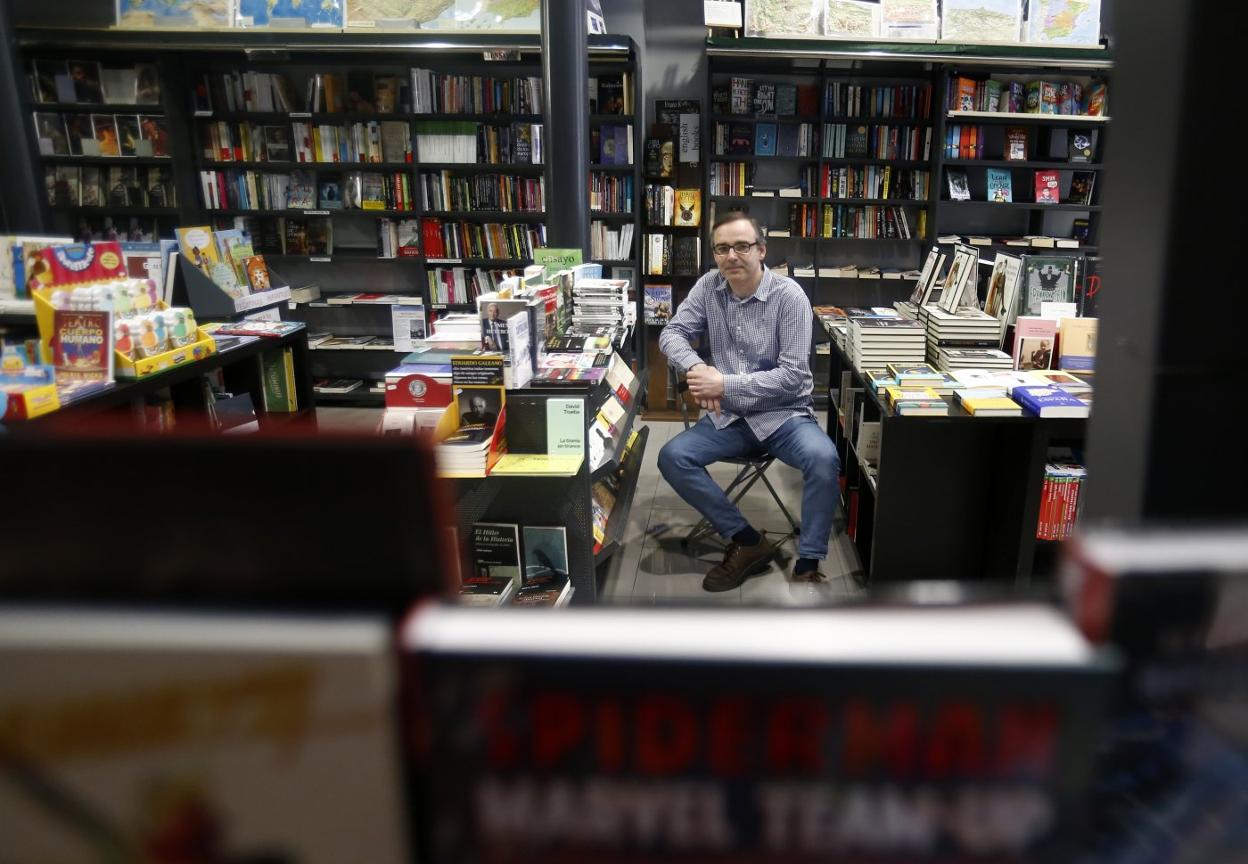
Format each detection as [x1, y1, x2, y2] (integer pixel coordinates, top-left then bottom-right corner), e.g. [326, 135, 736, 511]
[659, 267, 814, 440]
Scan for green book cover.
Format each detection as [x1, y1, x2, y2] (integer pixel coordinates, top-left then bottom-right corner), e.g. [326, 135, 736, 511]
[259, 346, 295, 413]
[546, 397, 585, 456]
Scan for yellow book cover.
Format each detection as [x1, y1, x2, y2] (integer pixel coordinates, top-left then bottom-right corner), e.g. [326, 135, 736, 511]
[962, 396, 1022, 415]
[673, 188, 701, 227]
[884, 385, 940, 406]
[175, 226, 221, 275]
[490, 453, 584, 476]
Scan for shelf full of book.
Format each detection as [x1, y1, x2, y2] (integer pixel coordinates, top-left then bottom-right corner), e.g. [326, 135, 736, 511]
[25, 52, 183, 245]
[705, 61, 937, 312]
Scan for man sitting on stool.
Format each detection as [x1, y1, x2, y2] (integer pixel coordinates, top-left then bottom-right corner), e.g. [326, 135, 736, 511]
[658, 211, 840, 591]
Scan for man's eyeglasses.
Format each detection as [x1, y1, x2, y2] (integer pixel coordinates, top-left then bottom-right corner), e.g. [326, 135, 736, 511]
[712, 241, 759, 256]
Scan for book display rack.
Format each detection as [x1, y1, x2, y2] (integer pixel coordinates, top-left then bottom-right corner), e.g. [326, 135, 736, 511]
[449, 376, 648, 604]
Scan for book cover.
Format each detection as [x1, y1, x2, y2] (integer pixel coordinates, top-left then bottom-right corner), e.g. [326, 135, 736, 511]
[987, 168, 1013, 203]
[545, 397, 585, 456]
[754, 122, 777, 157]
[243, 255, 272, 292]
[402, 602, 1112, 861]
[522, 525, 570, 588]
[1034, 169, 1060, 204]
[752, 82, 776, 115]
[1020, 255, 1077, 316]
[1012, 315, 1059, 370]
[259, 346, 296, 412]
[1069, 171, 1096, 206]
[90, 113, 120, 156]
[1058, 316, 1097, 372]
[672, 189, 701, 227]
[470, 522, 521, 585]
[318, 177, 344, 210]
[947, 168, 970, 201]
[1013, 385, 1091, 417]
[644, 284, 672, 324]
[52, 308, 113, 382]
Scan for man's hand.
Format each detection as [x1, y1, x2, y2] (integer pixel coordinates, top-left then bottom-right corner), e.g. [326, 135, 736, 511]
[687, 363, 725, 413]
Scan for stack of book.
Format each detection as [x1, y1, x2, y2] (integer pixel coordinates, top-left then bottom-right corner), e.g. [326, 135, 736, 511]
[936, 346, 1013, 371]
[884, 385, 949, 417]
[846, 315, 925, 374]
[571, 277, 630, 330]
[922, 306, 1001, 365]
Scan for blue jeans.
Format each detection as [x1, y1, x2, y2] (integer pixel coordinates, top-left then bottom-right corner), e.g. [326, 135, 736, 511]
[658, 414, 840, 560]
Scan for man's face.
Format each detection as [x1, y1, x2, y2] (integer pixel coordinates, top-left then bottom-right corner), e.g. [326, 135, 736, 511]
[488, 304, 499, 320]
[472, 397, 487, 413]
[712, 219, 764, 283]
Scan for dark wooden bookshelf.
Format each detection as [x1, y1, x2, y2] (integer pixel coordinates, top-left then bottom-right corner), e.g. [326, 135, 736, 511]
[41, 155, 174, 166]
[944, 159, 1105, 171]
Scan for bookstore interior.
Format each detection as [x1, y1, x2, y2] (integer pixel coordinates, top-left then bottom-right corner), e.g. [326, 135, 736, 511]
[0, 1, 1244, 862]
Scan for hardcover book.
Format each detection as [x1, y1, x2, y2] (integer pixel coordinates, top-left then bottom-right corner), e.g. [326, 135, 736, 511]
[1005, 126, 1028, 160]
[1034, 169, 1060, 204]
[672, 189, 701, 227]
[521, 525, 570, 587]
[947, 168, 970, 201]
[1020, 255, 1077, 316]
[754, 122, 777, 157]
[1012, 315, 1059, 371]
[987, 168, 1013, 203]
[1012, 385, 1091, 418]
[52, 308, 113, 382]
[470, 522, 522, 585]
[1068, 171, 1096, 206]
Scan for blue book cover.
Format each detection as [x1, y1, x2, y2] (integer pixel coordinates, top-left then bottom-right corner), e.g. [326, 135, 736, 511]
[754, 122, 777, 157]
[1012, 385, 1090, 418]
[777, 123, 799, 157]
[238, 0, 344, 27]
[987, 168, 1013, 202]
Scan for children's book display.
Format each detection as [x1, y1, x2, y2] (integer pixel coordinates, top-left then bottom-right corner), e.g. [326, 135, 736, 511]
[175, 225, 291, 317]
[31, 241, 216, 383]
[0, 345, 60, 421]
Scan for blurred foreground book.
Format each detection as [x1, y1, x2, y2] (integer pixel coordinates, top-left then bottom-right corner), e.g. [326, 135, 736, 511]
[0, 609, 408, 864]
[404, 603, 1116, 863]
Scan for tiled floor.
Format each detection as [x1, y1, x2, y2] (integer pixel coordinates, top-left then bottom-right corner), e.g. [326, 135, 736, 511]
[601, 418, 867, 606]
[316, 408, 866, 606]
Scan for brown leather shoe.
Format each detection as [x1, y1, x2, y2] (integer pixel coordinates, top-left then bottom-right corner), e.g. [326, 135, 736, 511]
[793, 566, 827, 583]
[703, 533, 777, 592]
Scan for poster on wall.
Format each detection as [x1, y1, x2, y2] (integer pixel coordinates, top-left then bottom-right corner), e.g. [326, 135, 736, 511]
[745, 0, 823, 38]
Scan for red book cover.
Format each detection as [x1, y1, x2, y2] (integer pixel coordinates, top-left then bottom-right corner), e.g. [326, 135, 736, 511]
[1035, 170, 1060, 204]
[51, 308, 113, 383]
[847, 489, 860, 540]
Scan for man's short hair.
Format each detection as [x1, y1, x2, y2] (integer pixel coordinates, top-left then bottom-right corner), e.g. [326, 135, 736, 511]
[711, 211, 765, 245]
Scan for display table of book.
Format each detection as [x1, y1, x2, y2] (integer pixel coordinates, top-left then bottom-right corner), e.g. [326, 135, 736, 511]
[21, 323, 314, 430]
[825, 336, 1086, 585]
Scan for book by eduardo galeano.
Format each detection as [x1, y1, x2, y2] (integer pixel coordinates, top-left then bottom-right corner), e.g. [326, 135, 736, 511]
[402, 603, 1114, 862]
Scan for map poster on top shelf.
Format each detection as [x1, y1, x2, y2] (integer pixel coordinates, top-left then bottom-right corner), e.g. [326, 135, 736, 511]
[346, 0, 540, 31]
[116, 0, 233, 28]
[939, 0, 1022, 43]
[1025, 0, 1101, 46]
[237, 0, 345, 27]
[745, 0, 822, 38]
[881, 0, 939, 40]
[824, 0, 881, 38]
